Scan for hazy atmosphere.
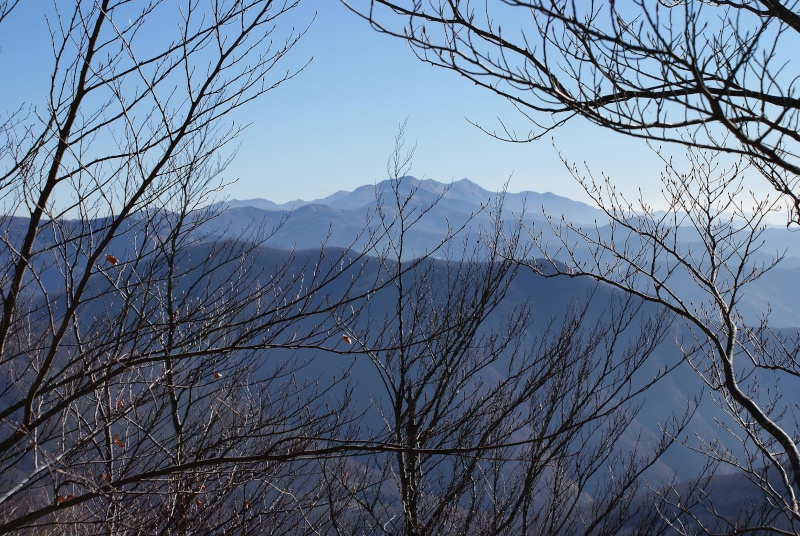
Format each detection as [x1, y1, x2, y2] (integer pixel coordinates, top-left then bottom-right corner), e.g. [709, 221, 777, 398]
[3, 1, 800, 534]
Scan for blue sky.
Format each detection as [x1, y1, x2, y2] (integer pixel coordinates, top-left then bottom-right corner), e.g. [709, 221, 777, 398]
[223, 1, 667, 205]
[0, 1, 776, 210]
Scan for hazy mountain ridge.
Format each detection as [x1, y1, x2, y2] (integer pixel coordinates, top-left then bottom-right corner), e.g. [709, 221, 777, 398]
[5, 190, 797, 521]
[24, 236, 749, 491]
[221, 177, 607, 225]
[73, 239, 800, 501]
[214, 177, 800, 327]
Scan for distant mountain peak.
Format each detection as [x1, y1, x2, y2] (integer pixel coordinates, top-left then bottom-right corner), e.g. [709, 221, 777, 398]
[220, 176, 606, 223]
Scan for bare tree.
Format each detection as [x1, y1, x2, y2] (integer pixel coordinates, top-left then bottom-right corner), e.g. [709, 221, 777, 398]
[0, 1, 391, 533]
[337, 2, 800, 529]
[0, 2, 734, 533]
[308, 136, 687, 535]
[342, 0, 800, 221]
[522, 147, 800, 534]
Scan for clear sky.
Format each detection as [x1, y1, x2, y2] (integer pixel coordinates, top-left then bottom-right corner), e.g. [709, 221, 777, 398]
[223, 1, 668, 205]
[0, 1, 779, 210]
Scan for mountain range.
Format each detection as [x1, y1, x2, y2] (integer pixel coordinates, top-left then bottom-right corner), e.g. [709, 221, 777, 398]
[213, 178, 800, 524]
[5, 175, 797, 527]
[222, 177, 605, 223]
[213, 177, 800, 327]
